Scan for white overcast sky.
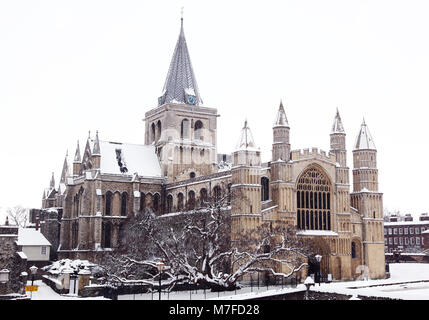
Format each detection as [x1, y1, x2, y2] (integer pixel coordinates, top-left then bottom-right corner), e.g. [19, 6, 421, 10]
[1, 0, 428, 223]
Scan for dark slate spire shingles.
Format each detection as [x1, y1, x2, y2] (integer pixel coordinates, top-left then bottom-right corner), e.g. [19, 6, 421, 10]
[158, 18, 203, 106]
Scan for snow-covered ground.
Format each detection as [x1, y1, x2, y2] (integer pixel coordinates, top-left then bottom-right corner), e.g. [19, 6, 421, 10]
[312, 263, 429, 300]
[21, 263, 429, 300]
[25, 280, 109, 300]
[118, 263, 429, 300]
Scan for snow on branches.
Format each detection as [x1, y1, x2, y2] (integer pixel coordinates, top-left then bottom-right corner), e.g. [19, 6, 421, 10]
[100, 187, 311, 291]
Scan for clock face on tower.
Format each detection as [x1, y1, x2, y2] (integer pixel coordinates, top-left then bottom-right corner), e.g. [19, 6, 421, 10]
[187, 95, 196, 105]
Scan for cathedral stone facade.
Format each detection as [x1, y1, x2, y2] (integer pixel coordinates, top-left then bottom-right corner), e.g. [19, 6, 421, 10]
[42, 18, 385, 280]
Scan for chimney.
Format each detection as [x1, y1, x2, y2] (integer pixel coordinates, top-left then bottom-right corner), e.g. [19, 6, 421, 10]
[5, 216, 9, 226]
[35, 214, 40, 231]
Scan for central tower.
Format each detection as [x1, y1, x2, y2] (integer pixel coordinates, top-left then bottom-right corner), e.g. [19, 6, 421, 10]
[143, 17, 218, 181]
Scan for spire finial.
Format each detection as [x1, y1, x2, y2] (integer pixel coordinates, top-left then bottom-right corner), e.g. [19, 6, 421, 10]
[88, 130, 91, 139]
[362, 117, 366, 125]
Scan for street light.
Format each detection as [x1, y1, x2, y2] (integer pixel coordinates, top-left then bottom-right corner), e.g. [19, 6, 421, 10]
[304, 276, 315, 300]
[156, 261, 165, 301]
[29, 265, 38, 300]
[315, 254, 322, 286]
[0, 269, 10, 283]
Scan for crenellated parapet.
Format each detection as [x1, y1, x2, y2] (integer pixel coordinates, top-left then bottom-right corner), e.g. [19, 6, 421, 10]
[291, 148, 336, 163]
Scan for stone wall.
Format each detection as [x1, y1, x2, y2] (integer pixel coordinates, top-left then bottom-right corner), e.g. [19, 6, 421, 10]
[0, 226, 27, 294]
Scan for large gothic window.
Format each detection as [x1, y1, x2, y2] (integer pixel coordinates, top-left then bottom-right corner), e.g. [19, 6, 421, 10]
[296, 167, 331, 230]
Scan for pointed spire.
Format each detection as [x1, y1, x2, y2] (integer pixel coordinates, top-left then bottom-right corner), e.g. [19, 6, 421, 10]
[354, 119, 376, 150]
[273, 100, 289, 128]
[60, 150, 69, 183]
[236, 119, 258, 151]
[331, 108, 345, 134]
[50, 172, 55, 188]
[158, 15, 203, 106]
[74, 140, 81, 163]
[93, 130, 101, 155]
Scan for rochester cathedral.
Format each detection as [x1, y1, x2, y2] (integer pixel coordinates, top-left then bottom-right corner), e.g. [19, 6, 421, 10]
[41, 18, 385, 280]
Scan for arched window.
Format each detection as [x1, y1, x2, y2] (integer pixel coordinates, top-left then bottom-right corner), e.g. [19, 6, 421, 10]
[156, 120, 162, 141]
[121, 193, 128, 216]
[151, 123, 156, 142]
[296, 167, 331, 230]
[153, 193, 160, 214]
[105, 191, 112, 215]
[72, 221, 79, 248]
[177, 193, 184, 211]
[194, 120, 203, 140]
[190, 172, 196, 179]
[188, 190, 196, 210]
[200, 188, 208, 206]
[181, 119, 189, 139]
[103, 222, 112, 248]
[261, 177, 269, 201]
[167, 194, 173, 213]
[351, 242, 356, 258]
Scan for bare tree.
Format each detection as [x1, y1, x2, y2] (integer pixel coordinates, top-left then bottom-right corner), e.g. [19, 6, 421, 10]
[100, 188, 311, 291]
[7, 205, 28, 227]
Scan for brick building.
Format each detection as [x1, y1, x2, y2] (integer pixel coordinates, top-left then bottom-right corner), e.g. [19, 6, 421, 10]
[384, 213, 429, 253]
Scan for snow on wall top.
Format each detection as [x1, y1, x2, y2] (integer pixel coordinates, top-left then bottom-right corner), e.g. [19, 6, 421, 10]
[17, 228, 51, 246]
[99, 140, 161, 177]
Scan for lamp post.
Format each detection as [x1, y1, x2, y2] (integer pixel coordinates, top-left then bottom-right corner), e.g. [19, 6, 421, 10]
[29, 265, 38, 299]
[304, 276, 315, 300]
[156, 261, 165, 301]
[0, 269, 10, 296]
[315, 254, 322, 286]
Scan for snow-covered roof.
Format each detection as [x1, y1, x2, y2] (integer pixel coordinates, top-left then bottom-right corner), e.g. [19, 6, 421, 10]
[273, 101, 289, 128]
[99, 140, 162, 177]
[17, 228, 51, 246]
[331, 108, 345, 134]
[43, 259, 96, 275]
[354, 119, 376, 150]
[17, 251, 27, 259]
[384, 221, 429, 226]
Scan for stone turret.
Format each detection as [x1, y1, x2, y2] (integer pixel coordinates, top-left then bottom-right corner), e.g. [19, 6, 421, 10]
[231, 120, 262, 241]
[272, 101, 290, 162]
[351, 119, 385, 279]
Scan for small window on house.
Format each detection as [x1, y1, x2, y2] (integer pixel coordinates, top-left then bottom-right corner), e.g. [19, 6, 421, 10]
[41, 246, 47, 255]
